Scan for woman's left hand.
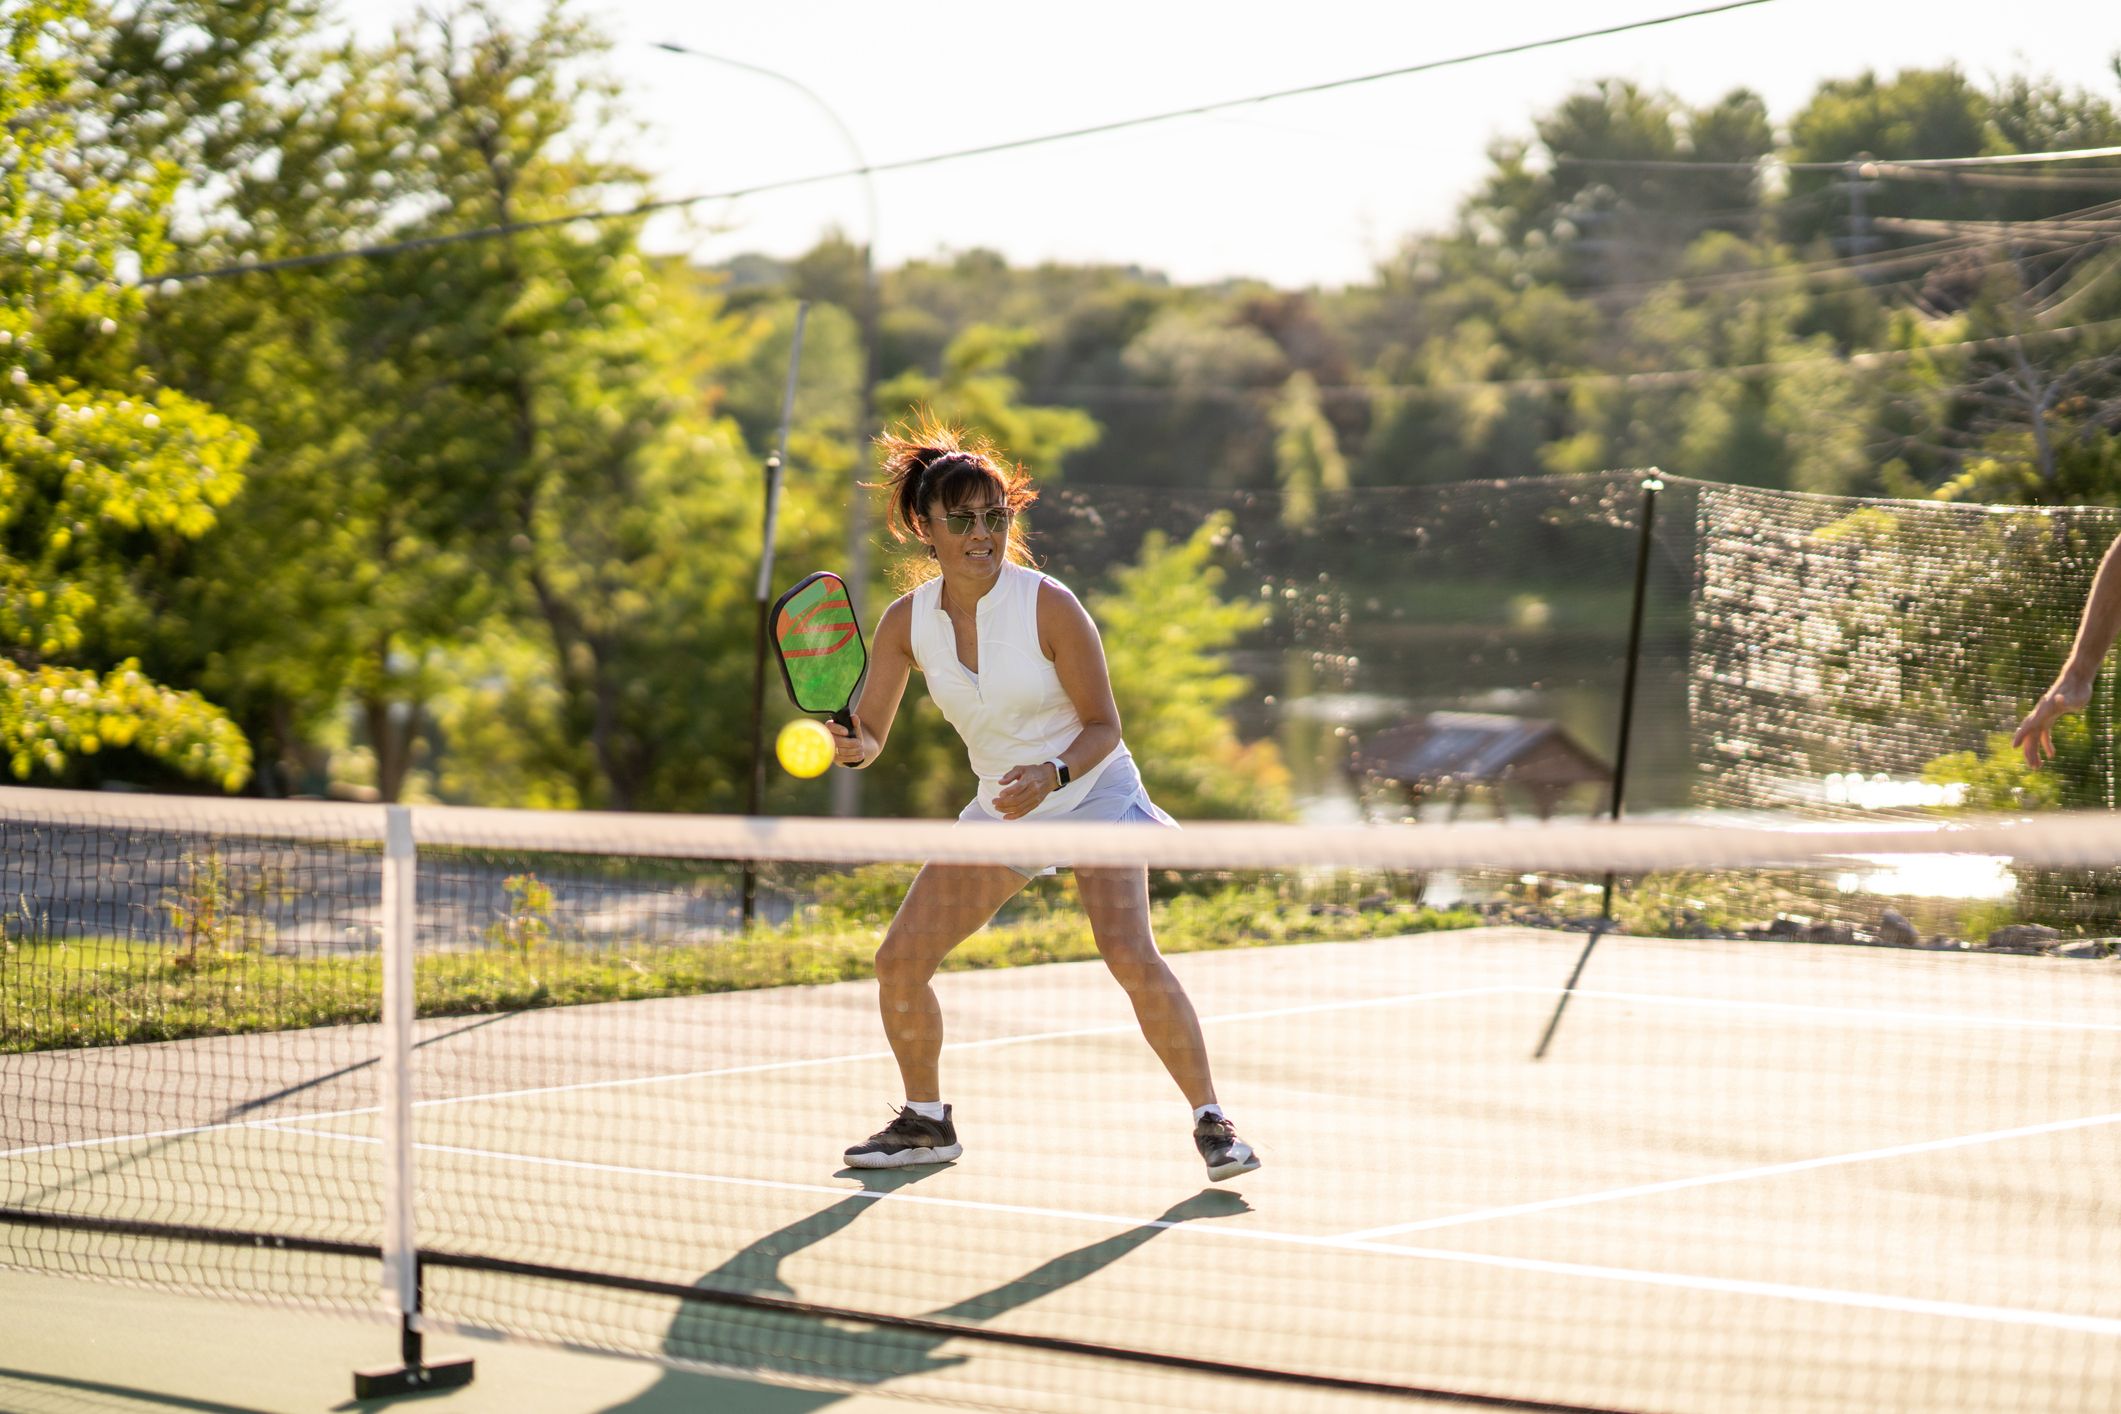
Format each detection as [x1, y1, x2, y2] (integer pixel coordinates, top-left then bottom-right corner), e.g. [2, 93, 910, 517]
[993, 762, 1059, 820]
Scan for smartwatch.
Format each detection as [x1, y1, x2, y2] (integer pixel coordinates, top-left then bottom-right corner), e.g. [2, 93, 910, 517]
[1047, 759, 1071, 789]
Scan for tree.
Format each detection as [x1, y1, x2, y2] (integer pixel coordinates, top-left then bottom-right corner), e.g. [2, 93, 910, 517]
[1089, 514, 1291, 820]
[874, 324, 1099, 480]
[1269, 372, 1348, 527]
[1461, 82, 1773, 290]
[1892, 256, 2121, 500]
[133, 1, 771, 809]
[0, 0, 253, 789]
[117, 0, 447, 799]
[1782, 68, 2121, 250]
[369, 3, 764, 811]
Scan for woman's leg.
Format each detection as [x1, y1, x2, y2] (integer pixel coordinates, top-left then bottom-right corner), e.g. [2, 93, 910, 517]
[1074, 865, 1216, 1108]
[874, 862, 1030, 1100]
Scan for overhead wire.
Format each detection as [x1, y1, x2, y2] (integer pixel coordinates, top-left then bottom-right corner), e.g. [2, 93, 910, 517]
[1561, 196, 2121, 304]
[1867, 166, 2121, 191]
[141, 1, 1780, 286]
[1555, 145, 2121, 174]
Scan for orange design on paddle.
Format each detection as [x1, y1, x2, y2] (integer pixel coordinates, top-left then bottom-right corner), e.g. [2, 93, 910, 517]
[778, 594, 857, 657]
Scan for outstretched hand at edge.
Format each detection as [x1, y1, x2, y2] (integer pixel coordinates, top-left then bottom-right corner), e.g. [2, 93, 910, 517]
[2013, 673, 2094, 768]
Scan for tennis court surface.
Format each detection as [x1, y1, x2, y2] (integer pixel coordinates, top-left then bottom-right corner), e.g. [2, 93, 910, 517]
[7, 790, 2121, 1412]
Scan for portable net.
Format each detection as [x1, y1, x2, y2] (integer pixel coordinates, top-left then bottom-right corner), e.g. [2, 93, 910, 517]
[0, 797, 392, 1318]
[7, 786, 2121, 1413]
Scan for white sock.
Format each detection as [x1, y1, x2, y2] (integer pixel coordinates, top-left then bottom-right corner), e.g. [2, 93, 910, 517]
[1192, 1103, 1225, 1123]
[905, 1099, 948, 1121]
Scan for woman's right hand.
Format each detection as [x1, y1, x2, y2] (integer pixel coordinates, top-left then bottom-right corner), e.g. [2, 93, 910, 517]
[827, 713, 867, 768]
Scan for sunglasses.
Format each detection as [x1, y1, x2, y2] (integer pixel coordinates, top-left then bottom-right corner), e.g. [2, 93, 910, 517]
[940, 506, 1012, 536]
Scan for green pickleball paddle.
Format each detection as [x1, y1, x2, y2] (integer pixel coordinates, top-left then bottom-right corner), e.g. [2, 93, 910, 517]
[769, 571, 867, 729]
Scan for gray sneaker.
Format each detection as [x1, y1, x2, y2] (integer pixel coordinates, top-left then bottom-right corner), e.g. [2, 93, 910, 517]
[844, 1106, 962, 1168]
[1194, 1114, 1260, 1182]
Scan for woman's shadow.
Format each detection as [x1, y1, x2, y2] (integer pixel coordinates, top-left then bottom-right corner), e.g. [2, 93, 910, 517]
[601, 1170, 1251, 1411]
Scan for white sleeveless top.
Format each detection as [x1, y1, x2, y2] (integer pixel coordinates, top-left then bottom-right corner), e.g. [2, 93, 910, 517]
[908, 561, 1128, 821]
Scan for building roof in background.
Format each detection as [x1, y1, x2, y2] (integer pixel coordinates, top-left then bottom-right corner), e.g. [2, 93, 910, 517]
[1358, 712, 1610, 786]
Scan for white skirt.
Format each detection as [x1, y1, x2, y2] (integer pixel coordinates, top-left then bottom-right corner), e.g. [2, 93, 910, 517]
[955, 747, 1177, 878]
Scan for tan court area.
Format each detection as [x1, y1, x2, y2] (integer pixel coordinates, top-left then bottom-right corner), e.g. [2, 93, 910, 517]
[9, 927, 2121, 1413]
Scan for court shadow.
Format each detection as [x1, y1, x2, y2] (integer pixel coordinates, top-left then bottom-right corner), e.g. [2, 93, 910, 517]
[602, 1182, 1250, 1412]
[0, 1365, 277, 1413]
[21, 1010, 514, 1210]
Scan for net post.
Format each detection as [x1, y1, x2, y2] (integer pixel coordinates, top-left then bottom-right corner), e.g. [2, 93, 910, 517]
[1603, 471, 1663, 903]
[743, 302, 810, 927]
[1535, 472, 1662, 1061]
[355, 805, 474, 1398]
[742, 514, 778, 928]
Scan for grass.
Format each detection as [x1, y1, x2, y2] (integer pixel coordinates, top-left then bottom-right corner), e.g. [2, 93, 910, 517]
[0, 881, 1480, 1054]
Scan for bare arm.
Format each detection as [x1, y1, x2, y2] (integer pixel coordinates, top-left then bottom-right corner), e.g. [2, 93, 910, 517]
[992, 582, 1123, 819]
[827, 595, 916, 769]
[2014, 532, 2121, 766]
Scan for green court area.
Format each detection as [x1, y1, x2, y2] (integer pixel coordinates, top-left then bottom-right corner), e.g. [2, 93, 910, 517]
[10, 928, 2121, 1412]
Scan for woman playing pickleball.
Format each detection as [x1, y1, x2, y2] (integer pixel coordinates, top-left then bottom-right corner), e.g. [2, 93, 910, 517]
[826, 421, 1260, 1183]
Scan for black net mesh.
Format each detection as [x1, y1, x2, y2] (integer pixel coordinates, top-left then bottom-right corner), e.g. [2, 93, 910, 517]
[1, 804, 388, 1319]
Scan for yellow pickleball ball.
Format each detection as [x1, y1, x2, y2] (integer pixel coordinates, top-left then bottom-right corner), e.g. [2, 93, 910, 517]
[776, 717, 836, 779]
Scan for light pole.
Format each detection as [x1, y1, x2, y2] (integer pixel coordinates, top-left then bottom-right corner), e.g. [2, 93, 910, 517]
[652, 42, 880, 817]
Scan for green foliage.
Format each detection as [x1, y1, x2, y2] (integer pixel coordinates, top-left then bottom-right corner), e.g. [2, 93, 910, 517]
[1937, 425, 2121, 508]
[875, 323, 1100, 479]
[160, 848, 283, 961]
[26, 24, 2121, 824]
[1924, 729, 2073, 811]
[133, 2, 770, 810]
[1090, 514, 1292, 819]
[0, 659, 248, 785]
[0, 0, 255, 788]
[1270, 371, 1349, 528]
[488, 873, 556, 953]
[6, 885, 1479, 1052]
[1923, 724, 2121, 935]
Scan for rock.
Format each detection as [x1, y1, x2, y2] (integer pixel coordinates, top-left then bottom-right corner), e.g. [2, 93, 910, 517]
[1357, 891, 1393, 913]
[1987, 923, 2061, 953]
[1765, 917, 1806, 940]
[1875, 909, 1919, 948]
[2051, 939, 2113, 960]
[1921, 935, 1966, 950]
[1800, 921, 1855, 946]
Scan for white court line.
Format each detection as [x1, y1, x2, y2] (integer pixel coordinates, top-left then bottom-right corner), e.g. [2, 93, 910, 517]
[11, 977, 2111, 1165]
[8, 977, 2111, 1162]
[1338, 1109, 2121, 1240]
[0, 985, 1511, 1160]
[1526, 985, 2121, 1033]
[267, 1124, 2121, 1339]
[404, 984, 1517, 1114]
[0, 1116, 322, 1163]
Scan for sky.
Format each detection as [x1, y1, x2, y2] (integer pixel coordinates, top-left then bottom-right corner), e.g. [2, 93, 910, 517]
[358, 0, 2121, 289]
